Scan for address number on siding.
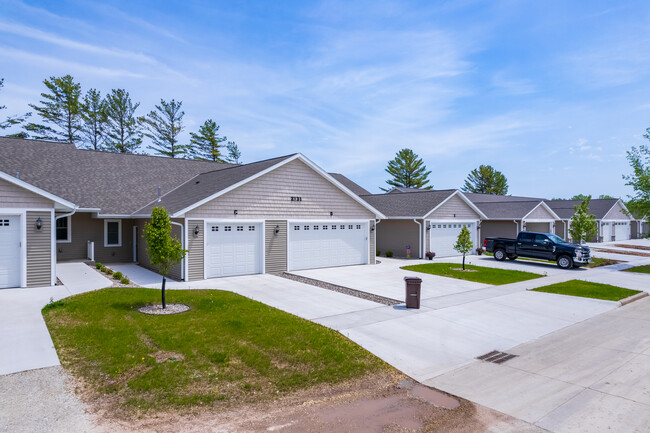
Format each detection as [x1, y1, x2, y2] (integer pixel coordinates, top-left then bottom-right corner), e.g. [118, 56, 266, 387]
[290, 196, 302, 202]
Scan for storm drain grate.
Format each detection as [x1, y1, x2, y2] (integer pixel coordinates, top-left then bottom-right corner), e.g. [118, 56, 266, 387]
[477, 350, 518, 364]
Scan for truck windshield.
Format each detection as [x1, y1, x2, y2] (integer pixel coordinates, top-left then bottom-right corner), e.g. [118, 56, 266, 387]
[547, 234, 567, 244]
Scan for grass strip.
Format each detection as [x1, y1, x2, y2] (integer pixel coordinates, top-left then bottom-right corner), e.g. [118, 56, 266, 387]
[621, 265, 650, 274]
[532, 280, 641, 301]
[401, 263, 543, 285]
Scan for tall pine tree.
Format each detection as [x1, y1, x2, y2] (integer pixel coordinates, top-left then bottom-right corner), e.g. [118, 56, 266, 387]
[225, 141, 242, 164]
[25, 75, 82, 144]
[140, 99, 186, 158]
[383, 148, 432, 191]
[80, 88, 107, 150]
[104, 89, 142, 153]
[190, 119, 227, 161]
[461, 165, 509, 195]
[0, 78, 30, 136]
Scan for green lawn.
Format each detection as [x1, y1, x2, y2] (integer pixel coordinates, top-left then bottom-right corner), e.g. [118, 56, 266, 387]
[43, 288, 388, 413]
[401, 263, 543, 285]
[621, 265, 650, 274]
[532, 280, 641, 301]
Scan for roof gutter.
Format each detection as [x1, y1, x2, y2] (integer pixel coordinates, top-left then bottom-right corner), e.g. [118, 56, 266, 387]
[56, 206, 78, 221]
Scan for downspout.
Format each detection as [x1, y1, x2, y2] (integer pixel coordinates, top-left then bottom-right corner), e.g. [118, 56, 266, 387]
[413, 219, 422, 259]
[54, 206, 77, 282]
[513, 219, 519, 235]
[374, 219, 381, 264]
[55, 207, 78, 222]
[171, 221, 185, 281]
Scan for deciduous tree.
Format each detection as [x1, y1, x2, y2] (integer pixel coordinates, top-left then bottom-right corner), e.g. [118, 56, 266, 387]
[140, 99, 186, 158]
[624, 141, 650, 219]
[461, 165, 508, 195]
[453, 226, 473, 270]
[25, 75, 82, 143]
[569, 196, 598, 243]
[104, 89, 142, 153]
[383, 148, 432, 191]
[190, 119, 227, 162]
[143, 207, 187, 309]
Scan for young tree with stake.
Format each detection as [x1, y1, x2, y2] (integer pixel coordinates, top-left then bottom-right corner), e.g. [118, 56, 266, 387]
[453, 226, 473, 270]
[143, 207, 187, 309]
[569, 196, 598, 243]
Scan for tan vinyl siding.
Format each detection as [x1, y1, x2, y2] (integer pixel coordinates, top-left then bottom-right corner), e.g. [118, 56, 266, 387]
[187, 219, 204, 281]
[376, 219, 420, 258]
[525, 204, 556, 220]
[480, 221, 519, 243]
[26, 211, 51, 287]
[0, 178, 53, 209]
[265, 220, 287, 273]
[56, 213, 134, 263]
[555, 220, 567, 237]
[603, 202, 630, 220]
[369, 221, 376, 264]
[425, 194, 479, 219]
[134, 218, 183, 281]
[187, 159, 374, 220]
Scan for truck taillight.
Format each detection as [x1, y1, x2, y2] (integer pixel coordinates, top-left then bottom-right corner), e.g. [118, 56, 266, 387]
[483, 239, 487, 247]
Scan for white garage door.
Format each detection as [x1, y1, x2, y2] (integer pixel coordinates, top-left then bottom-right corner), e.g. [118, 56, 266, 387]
[0, 215, 21, 289]
[288, 222, 368, 271]
[429, 222, 476, 258]
[614, 222, 630, 241]
[205, 222, 262, 278]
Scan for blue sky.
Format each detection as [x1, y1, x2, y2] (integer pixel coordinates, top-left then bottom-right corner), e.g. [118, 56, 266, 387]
[1, 0, 649, 198]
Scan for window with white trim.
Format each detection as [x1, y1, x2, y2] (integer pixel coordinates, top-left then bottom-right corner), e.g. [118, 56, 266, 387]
[56, 216, 71, 243]
[104, 220, 122, 247]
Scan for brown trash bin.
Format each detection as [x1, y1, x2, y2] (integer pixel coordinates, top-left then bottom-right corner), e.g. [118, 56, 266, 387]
[404, 276, 422, 309]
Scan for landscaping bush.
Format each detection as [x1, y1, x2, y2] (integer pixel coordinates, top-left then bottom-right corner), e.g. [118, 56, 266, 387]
[425, 251, 435, 260]
[95, 262, 102, 269]
[100, 266, 107, 273]
[113, 271, 123, 280]
[385, 251, 394, 258]
[105, 268, 113, 275]
[120, 277, 130, 284]
[376, 250, 381, 256]
[476, 247, 484, 255]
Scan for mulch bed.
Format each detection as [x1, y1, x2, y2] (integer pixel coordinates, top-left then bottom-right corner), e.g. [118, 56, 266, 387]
[591, 248, 650, 257]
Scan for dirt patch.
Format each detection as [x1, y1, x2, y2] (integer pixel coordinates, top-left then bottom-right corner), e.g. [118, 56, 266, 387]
[150, 350, 185, 363]
[592, 248, 650, 257]
[87, 372, 542, 433]
[613, 244, 650, 251]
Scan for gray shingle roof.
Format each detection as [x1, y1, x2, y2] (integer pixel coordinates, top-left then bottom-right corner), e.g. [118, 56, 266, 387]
[329, 173, 371, 196]
[387, 186, 428, 194]
[134, 155, 297, 215]
[544, 199, 620, 219]
[463, 192, 545, 203]
[0, 137, 236, 214]
[360, 190, 457, 217]
[472, 200, 546, 219]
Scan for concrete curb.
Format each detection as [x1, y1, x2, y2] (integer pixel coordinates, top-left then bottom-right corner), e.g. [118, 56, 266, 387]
[619, 291, 648, 306]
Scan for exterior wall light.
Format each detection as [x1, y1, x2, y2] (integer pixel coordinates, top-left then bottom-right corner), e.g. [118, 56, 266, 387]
[330, 211, 333, 216]
[371, 225, 375, 232]
[426, 224, 431, 231]
[194, 225, 200, 236]
[275, 225, 280, 235]
[234, 210, 238, 215]
[35, 217, 42, 230]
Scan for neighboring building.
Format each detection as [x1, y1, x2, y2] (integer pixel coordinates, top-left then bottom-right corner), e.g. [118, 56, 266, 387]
[545, 199, 633, 242]
[361, 190, 487, 258]
[0, 138, 383, 288]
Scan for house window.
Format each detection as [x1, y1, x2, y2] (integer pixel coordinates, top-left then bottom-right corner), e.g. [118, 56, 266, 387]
[56, 216, 71, 243]
[104, 220, 122, 247]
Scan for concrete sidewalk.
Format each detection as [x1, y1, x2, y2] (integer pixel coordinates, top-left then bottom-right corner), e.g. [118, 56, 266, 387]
[427, 297, 650, 432]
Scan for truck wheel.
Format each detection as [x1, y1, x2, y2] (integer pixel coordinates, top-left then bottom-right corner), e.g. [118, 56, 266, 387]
[557, 255, 573, 269]
[507, 255, 518, 260]
[494, 249, 506, 261]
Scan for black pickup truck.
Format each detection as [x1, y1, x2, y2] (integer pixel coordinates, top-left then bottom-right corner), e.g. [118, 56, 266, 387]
[484, 231, 591, 269]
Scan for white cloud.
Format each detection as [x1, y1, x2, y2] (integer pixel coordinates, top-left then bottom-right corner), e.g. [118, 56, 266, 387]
[491, 70, 536, 95]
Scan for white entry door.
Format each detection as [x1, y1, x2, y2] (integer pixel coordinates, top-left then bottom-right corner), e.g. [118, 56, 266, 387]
[288, 222, 368, 271]
[429, 222, 476, 258]
[602, 222, 612, 242]
[0, 215, 21, 289]
[615, 222, 630, 241]
[205, 222, 262, 278]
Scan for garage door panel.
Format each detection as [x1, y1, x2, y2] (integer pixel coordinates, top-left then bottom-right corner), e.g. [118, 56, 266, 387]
[430, 222, 476, 258]
[205, 223, 262, 278]
[289, 222, 367, 271]
[0, 215, 21, 289]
